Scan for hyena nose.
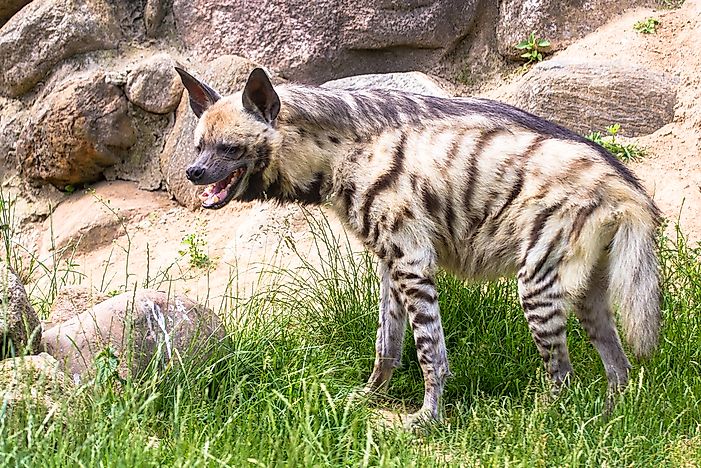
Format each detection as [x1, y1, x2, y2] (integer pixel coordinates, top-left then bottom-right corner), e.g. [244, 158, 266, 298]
[186, 165, 205, 182]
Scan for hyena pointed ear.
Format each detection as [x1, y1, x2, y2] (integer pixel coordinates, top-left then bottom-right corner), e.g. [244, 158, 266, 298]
[175, 67, 221, 118]
[242, 68, 280, 124]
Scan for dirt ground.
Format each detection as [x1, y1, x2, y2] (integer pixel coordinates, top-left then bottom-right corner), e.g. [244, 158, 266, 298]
[14, 1, 701, 312]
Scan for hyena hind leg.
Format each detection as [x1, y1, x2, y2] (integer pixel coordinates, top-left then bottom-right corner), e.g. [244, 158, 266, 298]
[364, 261, 407, 394]
[517, 268, 574, 393]
[573, 261, 632, 394]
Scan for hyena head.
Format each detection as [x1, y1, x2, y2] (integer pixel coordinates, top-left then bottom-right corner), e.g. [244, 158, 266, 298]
[175, 67, 282, 209]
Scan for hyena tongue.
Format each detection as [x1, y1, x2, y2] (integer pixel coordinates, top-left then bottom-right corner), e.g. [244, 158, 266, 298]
[202, 186, 229, 208]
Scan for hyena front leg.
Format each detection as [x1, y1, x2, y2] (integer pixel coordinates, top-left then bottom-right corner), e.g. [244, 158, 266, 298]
[517, 268, 573, 392]
[391, 252, 450, 426]
[364, 260, 407, 393]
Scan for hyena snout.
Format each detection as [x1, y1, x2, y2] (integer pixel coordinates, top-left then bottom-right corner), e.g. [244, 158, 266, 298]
[185, 165, 205, 183]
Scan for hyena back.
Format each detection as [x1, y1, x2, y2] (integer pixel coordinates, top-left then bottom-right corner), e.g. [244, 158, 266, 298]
[176, 68, 661, 426]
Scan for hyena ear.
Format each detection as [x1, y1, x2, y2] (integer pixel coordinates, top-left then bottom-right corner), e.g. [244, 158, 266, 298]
[242, 68, 280, 124]
[175, 67, 221, 118]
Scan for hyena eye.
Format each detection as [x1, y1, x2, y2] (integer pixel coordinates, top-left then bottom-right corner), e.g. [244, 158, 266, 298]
[217, 143, 241, 155]
[195, 143, 202, 153]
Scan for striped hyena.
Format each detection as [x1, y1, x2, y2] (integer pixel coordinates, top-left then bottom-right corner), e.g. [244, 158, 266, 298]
[176, 67, 661, 427]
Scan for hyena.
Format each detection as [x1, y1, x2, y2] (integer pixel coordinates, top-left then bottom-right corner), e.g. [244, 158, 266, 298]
[175, 67, 661, 426]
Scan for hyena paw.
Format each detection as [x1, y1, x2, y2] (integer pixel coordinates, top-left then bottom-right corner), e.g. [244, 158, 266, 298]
[402, 407, 440, 432]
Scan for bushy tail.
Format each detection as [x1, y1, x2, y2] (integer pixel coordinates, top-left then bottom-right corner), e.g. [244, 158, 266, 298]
[608, 210, 661, 358]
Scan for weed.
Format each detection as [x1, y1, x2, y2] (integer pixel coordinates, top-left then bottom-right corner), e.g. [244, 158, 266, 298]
[634, 17, 661, 34]
[179, 233, 212, 269]
[515, 31, 551, 64]
[94, 346, 126, 387]
[586, 123, 646, 162]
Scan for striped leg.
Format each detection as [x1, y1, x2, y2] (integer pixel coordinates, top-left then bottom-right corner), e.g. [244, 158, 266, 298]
[365, 261, 407, 393]
[391, 254, 450, 426]
[518, 269, 573, 390]
[573, 264, 631, 394]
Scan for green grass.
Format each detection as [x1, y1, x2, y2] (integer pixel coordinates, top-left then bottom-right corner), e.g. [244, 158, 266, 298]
[1, 202, 701, 466]
[586, 123, 647, 163]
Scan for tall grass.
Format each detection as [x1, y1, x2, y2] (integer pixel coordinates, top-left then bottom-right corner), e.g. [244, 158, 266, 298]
[1, 196, 700, 466]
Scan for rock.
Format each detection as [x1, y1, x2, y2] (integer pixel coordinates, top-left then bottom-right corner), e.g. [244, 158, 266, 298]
[0, 0, 120, 97]
[0, 96, 27, 178]
[0, 261, 41, 358]
[47, 286, 109, 328]
[322, 71, 452, 97]
[41, 290, 225, 382]
[17, 71, 136, 188]
[502, 59, 677, 136]
[126, 54, 183, 114]
[160, 55, 262, 209]
[37, 181, 172, 257]
[0, 0, 31, 25]
[172, 0, 496, 83]
[0, 353, 72, 414]
[144, 0, 167, 38]
[497, 0, 657, 59]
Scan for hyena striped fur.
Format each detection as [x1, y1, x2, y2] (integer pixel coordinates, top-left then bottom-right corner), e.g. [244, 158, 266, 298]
[176, 68, 661, 426]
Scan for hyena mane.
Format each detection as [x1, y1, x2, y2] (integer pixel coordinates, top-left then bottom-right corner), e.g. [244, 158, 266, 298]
[177, 67, 661, 427]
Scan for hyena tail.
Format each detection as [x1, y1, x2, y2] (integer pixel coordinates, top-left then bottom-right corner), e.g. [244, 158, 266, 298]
[607, 208, 661, 358]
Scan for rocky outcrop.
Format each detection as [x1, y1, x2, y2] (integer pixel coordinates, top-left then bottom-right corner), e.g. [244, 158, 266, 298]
[125, 54, 183, 115]
[17, 71, 136, 188]
[322, 71, 453, 97]
[503, 59, 677, 136]
[0, 0, 120, 97]
[172, 0, 497, 83]
[0, 261, 41, 358]
[161, 55, 262, 209]
[0, 353, 72, 414]
[497, 0, 658, 59]
[41, 290, 225, 382]
[0, 96, 27, 177]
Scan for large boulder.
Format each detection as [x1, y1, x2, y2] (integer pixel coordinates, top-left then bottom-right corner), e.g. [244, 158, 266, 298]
[1, 261, 41, 358]
[496, 0, 658, 59]
[41, 290, 225, 383]
[172, 0, 497, 83]
[502, 59, 677, 136]
[0, 96, 27, 178]
[125, 53, 183, 115]
[16, 71, 136, 188]
[160, 55, 262, 209]
[322, 71, 453, 97]
[0, 0, 120, 97]
[0, 353, 73, 415]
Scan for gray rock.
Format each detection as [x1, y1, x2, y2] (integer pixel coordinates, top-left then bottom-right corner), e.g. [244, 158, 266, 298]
[0, 0, 120, 97]
[0, 353, 73, 414]
[160, 55, 262, 209]
[0, 0, 31, 25]
[144, 0, 167, 38]
[171, 0, 496, 83]
[503, 59, 677, 136]
[497, 0, 657, 59]
[0, 96, 27, 178]
[126, 54, 183, 114]
[41, 290, 225, 382]
[16, 70, 136, 187]
[0, 261, 41, 358]
[322, 71, 452, 97]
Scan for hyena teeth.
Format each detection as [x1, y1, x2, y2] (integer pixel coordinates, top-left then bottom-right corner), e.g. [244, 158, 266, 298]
[178, 66, 661, 426]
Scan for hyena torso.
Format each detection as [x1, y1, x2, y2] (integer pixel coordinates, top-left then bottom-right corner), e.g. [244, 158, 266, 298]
[177, 68, 661, 427]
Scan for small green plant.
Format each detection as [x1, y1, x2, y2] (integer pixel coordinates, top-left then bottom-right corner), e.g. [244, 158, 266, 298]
[586, 123, 646, 162]
[179, 233, 212, 269]
[515, 31, 551, 64]
[634, 17, 661, 34]
[94, 346, 125, 387]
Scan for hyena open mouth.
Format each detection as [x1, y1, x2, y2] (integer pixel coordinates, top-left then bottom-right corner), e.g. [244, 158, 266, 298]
[198, 167, 246, 209]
